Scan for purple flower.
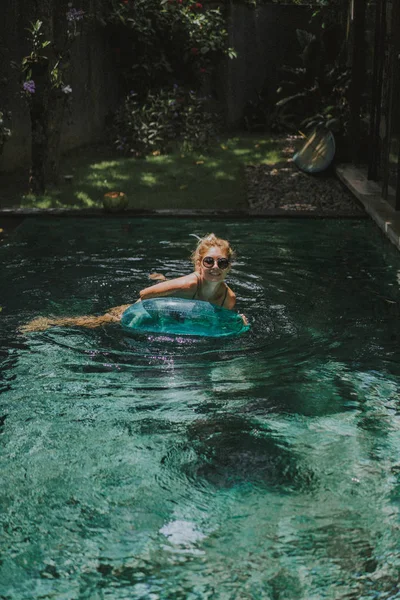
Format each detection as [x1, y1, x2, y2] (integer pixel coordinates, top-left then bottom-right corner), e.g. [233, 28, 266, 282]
[66, 7, 85, 22]
[23, 80, 35, 94]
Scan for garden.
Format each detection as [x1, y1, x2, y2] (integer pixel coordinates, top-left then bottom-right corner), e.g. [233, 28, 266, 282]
[0, 0, 361, 216]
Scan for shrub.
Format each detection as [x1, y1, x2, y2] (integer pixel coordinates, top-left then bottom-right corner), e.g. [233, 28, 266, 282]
[113, 85, 219, 156]
[180, 91, 218, 152]
[273, 26, 350, 138]
[105, 0, 234, 94]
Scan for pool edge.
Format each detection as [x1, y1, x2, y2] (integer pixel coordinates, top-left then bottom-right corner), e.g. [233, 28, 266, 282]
[336, 164, 400, 252]
[0, 207, 368, 219]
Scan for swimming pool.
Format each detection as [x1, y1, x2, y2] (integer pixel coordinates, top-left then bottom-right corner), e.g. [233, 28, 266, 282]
[1, 217, 400, 599]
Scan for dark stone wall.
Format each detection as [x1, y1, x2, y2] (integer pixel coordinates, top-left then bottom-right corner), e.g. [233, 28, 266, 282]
[61, 24, 119, 149]
[0, 0, 31, 171]
[0, 0, 119, 172]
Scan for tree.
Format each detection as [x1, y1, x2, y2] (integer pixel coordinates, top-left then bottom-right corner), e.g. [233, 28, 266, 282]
[19, 1, 84, 194]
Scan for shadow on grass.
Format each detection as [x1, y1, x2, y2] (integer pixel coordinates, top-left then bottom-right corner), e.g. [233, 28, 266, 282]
[0, 134, 291, 211]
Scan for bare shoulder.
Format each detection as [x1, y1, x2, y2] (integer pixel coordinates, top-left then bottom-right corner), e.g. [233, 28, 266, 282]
[225, 286, 236, 310]
[140, 272, 198, 300]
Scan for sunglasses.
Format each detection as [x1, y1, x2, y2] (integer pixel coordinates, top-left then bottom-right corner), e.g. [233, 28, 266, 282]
[202, 256, 230, 270]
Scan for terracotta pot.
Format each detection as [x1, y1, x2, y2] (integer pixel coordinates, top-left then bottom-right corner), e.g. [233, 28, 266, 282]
[103, 191, 128, 212]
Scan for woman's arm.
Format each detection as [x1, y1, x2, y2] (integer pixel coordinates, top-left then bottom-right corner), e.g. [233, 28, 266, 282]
[139, 273, 197, 301]
[224, 287, 236, 310]
[223, 288, 247, 324]
[20, 272, 197, 333]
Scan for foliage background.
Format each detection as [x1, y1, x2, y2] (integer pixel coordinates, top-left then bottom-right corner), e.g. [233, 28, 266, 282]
[0, 0, 324, 173]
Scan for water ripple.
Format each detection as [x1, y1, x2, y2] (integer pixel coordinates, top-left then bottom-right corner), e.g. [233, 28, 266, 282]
[2, 217, 400, 599]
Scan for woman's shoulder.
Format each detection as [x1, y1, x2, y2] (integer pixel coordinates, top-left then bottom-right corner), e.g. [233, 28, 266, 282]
[139, 272, 198, 300]
[177, 272, 198, 289]
[163, 273, 198, 297]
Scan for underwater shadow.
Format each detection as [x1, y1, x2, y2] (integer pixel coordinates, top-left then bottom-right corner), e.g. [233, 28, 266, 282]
[166, 415, 317, 493]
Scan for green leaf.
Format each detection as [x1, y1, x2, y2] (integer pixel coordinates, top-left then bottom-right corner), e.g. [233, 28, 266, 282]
[326, 118, 340, 130]
[276, 92, 307, 107]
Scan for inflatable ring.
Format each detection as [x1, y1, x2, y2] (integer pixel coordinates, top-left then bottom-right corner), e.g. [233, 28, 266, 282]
[121, 298, 250, 337]
[293, 127, 336, 174]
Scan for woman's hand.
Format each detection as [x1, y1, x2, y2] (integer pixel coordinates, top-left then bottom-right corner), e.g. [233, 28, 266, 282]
[239, 313, 248, 326]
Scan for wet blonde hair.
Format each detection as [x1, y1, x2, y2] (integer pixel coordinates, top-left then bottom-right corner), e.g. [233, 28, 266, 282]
[191, 233, 235, 270]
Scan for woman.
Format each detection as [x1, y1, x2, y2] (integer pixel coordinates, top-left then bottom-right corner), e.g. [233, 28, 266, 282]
[20, 233, 244, 332]
[140, 233, 236, 308]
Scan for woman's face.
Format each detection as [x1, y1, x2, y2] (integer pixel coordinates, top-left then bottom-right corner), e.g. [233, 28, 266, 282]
[199, 246, 231, 282]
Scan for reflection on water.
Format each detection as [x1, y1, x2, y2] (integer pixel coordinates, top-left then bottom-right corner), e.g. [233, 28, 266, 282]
[1, 218, 400, 599]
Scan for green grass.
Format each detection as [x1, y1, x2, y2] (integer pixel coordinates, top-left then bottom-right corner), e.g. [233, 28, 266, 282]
[0, 134, 287, 210]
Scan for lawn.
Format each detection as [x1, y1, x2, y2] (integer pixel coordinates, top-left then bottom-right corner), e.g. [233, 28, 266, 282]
[0, 134, 287, 211]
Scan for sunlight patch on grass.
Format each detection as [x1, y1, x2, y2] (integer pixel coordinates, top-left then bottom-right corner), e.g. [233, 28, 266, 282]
[263, 150, 284, 164]
[74, 191, 97, 206]
[147, 155, 174, 166]
[86, 178, 116, 190]
[141, 172, 159, 186]
[214, 171, 236, 181]
[22, 194, 54, 208]
[86, 173, 131, 190]
[90, 160, 121, 170]
[87, 171, 131, 183]
[37, 198, 56, 208]
[102, 173, 131, 183]
[22, 193, 37, 204]
[232, 148, 252, 156]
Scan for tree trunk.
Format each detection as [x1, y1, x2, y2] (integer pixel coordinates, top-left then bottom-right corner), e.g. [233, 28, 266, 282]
[28, 0, 70, 192]
[45, 97, 66, 185]
[44, 0, 70, 185]
[29, 62, 50, 195]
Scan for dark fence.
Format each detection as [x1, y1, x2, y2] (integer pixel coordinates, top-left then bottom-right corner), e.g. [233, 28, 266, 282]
[0, 0, 118, 172]
[361, 0, 400, 209]
[0, 2, 315, 172]
[218, 3, 317, 127]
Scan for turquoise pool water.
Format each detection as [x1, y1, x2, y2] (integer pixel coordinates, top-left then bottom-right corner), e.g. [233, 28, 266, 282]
[1, 217, 400, 599]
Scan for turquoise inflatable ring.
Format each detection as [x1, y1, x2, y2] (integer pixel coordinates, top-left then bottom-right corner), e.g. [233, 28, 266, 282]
[121, 298, 250, 338]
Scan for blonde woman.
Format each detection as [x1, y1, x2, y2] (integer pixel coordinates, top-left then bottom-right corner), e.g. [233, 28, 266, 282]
[139, 233, 236, 309]
[20, 234, 246, 332]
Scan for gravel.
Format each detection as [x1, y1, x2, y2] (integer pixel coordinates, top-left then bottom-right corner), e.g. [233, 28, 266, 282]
[246, 135, 364, 216]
